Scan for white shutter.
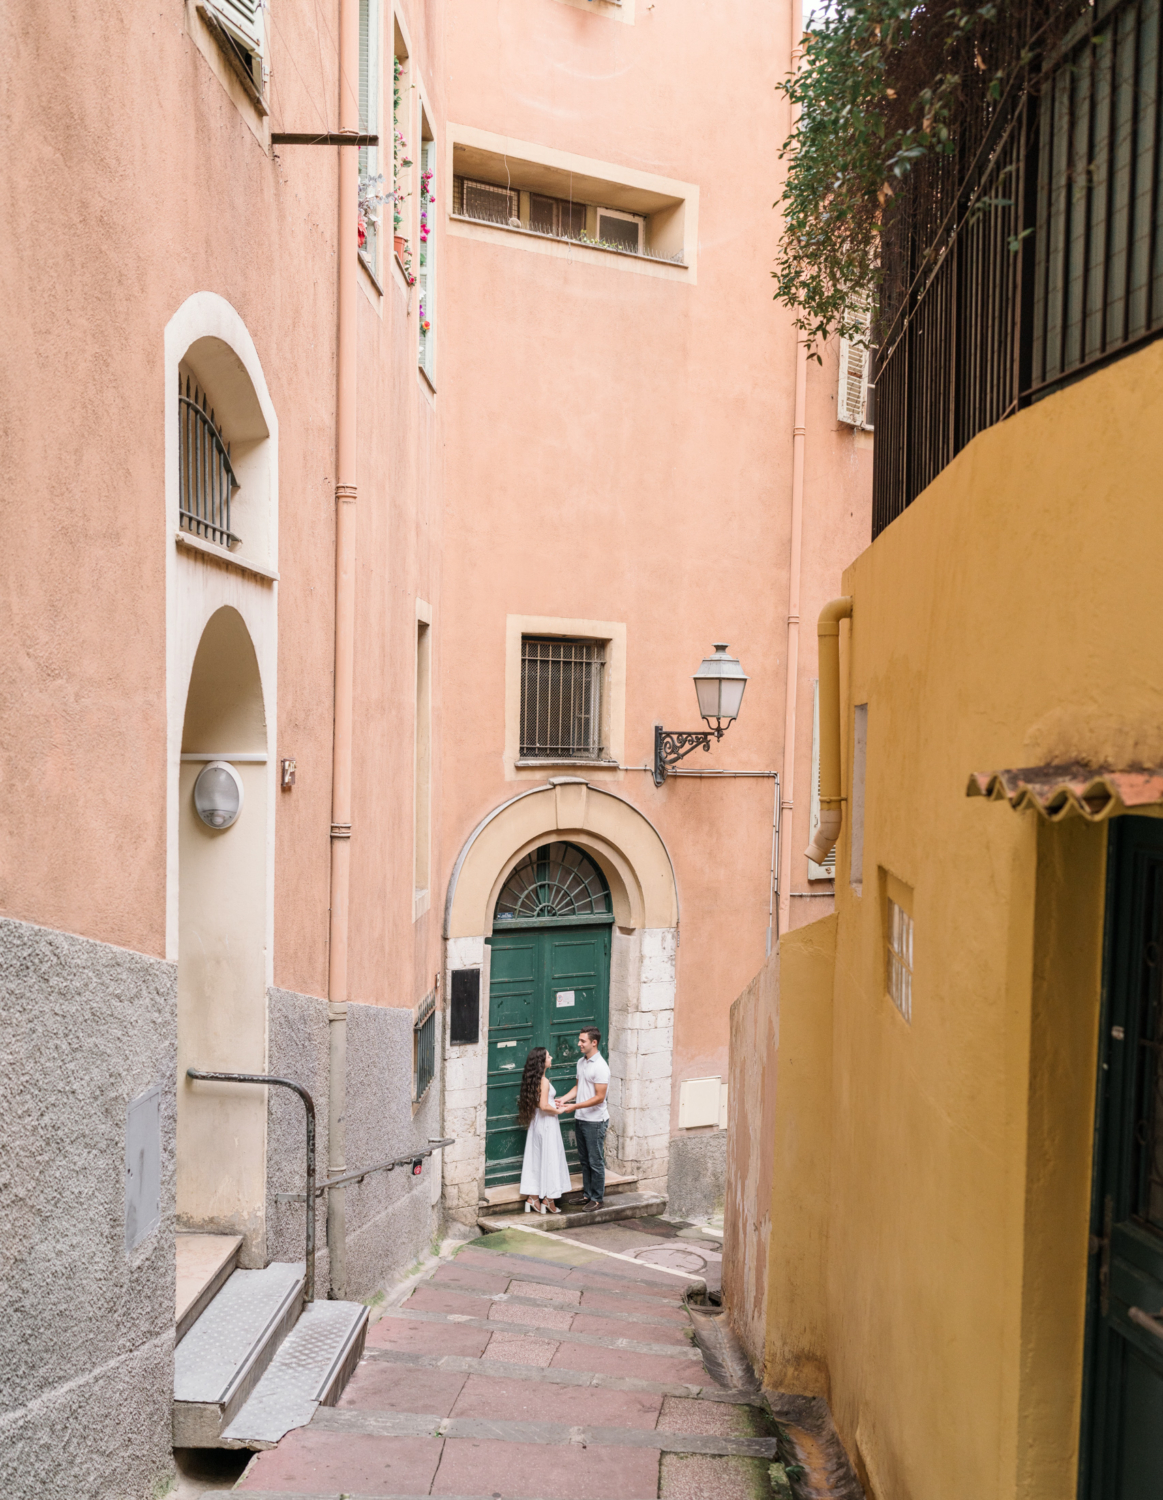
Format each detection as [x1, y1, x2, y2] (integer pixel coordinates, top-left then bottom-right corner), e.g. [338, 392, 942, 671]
[808, 680, 837, 880]
[837, 304, 873, 429]
[207, 0, 262, 56]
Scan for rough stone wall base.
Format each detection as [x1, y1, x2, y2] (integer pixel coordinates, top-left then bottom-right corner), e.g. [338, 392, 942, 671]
[667, 1128, 728, 1220]
[0, 916, 177, 1500]
[266, 989, 441, 1296]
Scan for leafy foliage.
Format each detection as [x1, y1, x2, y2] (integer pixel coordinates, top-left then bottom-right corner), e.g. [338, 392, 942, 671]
[773, 0, 1027, 351]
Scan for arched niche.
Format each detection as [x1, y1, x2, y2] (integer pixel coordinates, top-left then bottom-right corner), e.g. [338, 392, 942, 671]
[176, 606, 270, 1263]
[181, 605, 267, 753]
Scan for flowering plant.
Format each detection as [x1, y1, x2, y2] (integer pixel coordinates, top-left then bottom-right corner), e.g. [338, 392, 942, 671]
[392, 57, 413, 233]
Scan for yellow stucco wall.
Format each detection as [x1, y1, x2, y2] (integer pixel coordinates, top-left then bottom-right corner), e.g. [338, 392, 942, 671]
[755, 338, 1163, 1499]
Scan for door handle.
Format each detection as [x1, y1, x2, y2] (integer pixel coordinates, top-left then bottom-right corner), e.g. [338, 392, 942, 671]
[1129, 1306, 1163, 1343]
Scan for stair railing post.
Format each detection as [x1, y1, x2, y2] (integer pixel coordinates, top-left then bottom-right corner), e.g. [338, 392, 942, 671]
[186, 1069, 317, 1306]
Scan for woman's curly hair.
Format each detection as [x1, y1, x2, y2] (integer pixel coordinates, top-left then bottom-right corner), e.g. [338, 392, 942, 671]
[517, 1047, 549, 1129]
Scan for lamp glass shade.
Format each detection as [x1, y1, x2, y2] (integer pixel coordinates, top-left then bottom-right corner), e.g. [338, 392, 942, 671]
[193, 761, 244, 830]
[692, 644, 748, 724]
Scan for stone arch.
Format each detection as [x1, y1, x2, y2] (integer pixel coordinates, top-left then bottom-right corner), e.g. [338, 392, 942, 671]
[444, 779, 679, 939]
[441, 781, 679, 1225]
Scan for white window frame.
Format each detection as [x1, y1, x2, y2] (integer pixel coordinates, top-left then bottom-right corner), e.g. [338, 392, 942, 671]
[197, 0, 267, 112]
[886, 898, 913, 1022]
[595, 206, 645, 254]
[359, 0, 382, 278]
[837, 305, 874, 430]
[418, 131, 437, 381]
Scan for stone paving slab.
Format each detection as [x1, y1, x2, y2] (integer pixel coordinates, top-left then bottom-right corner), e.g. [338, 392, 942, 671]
[384, 1307, 705, 1361]
[338, 1363, 468, 1416]
[237, 1431, 443, 1493]
[548, 1343, 709, 1386]
[457, 1239, 689, 1293]
[577, 1289, 690, 1322]
[481, 1331, 560, 1366]
[311, 1408, 778, 1456]
[406, 1286, 495, 1318]
[364, 1317, 491, 1359]
[431, 1262, 512, 1294]
[430, 1438, 660, 1500]
[659, 1453, 774, 1500]
[486, 1300, 575, 1330]
[568, 1311, 694, 1346]
[361, 1347, 765, 1403]
[449, 1373, 663, 1429]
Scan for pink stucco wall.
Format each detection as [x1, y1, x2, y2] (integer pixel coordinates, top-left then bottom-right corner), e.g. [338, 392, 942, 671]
[436, 0, 872, 1131]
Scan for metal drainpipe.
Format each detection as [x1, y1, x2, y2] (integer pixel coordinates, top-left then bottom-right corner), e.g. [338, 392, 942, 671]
[777, 5, 809, 944]
[328, 0, 360, 1300]
[805, 597, 853, 865]
[778, 332, 808, 941]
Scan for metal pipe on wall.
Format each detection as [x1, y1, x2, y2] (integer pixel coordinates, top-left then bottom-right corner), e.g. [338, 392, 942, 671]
[328, 0, 361, 1300]
[777, 3, 809, 944]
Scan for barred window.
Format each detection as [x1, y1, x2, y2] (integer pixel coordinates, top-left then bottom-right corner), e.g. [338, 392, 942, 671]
[520, 637, 605, 760]
[413, 991, 436, 1101]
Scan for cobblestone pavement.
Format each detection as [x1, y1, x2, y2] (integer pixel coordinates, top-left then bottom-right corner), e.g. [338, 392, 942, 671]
[231, 1217, 776, 1499]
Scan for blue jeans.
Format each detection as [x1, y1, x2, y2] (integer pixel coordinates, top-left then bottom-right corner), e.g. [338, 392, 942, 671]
[574, 1118, 608, 1203]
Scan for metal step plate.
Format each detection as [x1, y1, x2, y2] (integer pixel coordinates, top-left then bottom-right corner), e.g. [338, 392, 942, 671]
[173, 1260, 305, 1448]
[220, 1299, 369, 1447]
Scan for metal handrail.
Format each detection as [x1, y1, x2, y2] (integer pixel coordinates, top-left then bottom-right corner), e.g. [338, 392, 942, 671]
[186, 1068, 317, 1305]
[274, 1137, 454, 1203]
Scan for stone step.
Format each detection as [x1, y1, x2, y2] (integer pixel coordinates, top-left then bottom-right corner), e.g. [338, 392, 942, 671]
[173, 1261, 304, 1448]
[175, 1231, 244, 1344]
[477, 1170, 638, 1215]
[478, 1190, 668, 1233]
[221, 1298, 369, 1449]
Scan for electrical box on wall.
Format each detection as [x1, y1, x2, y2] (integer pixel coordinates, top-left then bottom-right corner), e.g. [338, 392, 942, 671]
[678, 1075, 725, 1129]
[450, 968, 480, 1046]
[125, 1085, 162, 1254]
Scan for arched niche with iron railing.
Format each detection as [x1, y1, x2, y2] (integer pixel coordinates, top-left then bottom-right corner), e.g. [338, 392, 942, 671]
[176, 335, 273, 567]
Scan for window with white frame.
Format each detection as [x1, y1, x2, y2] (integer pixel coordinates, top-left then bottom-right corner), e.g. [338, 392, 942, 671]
[520, 637, 605, 760]
[197, 0, 267, 114]
[358, 0, 382, 275]
[418, 131, 436, 377]
[886, 896, 913, 1022]
[838, 304, 874, 429]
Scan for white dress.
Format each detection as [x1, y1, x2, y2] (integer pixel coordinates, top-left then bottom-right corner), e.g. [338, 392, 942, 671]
[519, 1082, 572, 1200]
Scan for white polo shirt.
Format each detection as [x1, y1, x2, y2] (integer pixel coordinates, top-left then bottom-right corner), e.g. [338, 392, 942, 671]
[575, 1052, 610, 1122]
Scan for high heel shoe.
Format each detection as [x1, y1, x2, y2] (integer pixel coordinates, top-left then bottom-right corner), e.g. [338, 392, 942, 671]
[541, 1199, 559, 1214]
[525, 1198, 539, 1213]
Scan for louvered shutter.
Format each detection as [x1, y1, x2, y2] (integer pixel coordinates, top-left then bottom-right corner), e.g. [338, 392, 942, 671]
[837, 305, 873, 428]
[208, 0, 262, 55]
[808, 680, 837, 880]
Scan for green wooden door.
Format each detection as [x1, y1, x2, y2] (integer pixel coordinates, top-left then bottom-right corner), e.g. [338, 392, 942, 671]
[485, 922, 611, 1187]
[1081, 817, 1163, 1498]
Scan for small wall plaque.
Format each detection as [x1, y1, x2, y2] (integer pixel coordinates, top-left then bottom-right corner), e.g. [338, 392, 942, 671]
[555, 990, 576, 1008]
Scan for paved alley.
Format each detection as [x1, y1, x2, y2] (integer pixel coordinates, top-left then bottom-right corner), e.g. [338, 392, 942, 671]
[232, 1221, 775, 1500]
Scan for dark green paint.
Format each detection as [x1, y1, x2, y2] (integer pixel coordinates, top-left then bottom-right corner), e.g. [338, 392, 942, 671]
[484, 922, 611, 1187]
[1080, 817, 1163, 1498]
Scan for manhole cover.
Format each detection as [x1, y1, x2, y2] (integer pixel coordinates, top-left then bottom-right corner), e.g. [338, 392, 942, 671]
[632, 1246, 708, 1272]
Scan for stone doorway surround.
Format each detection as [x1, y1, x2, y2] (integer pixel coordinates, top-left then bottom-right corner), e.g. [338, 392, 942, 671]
[441, 779, 679, 1225]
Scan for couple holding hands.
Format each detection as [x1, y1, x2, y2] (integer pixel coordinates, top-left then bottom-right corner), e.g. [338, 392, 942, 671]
[517, 1027, 610, 1214]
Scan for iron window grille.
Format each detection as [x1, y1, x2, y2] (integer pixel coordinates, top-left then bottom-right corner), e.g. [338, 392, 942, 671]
[179, 376, 240, 550]
[493, 842, 613, 925]
[872, 0, 1163, 536]
[414, 990, 436, 1102]
[456, 177, 519, 226]
[520, 637, 605, 760]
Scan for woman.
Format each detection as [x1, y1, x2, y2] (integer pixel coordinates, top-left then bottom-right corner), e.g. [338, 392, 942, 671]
[517, 1046, 571, 1213]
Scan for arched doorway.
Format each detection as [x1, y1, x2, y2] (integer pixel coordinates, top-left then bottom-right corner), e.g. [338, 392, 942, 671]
[486, 842, 613, 1187]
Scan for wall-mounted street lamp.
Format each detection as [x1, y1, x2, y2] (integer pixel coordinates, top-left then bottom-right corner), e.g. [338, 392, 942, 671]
[654, 644, 749, 785]
[193, 760, 244, 829]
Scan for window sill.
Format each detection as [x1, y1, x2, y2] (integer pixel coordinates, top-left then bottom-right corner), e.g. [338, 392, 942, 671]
[176, 530, 279, 582]
[515, 757, 619, 769]
[449, 214, 687, 269]
[358, 249, 384, 296]
[419, 362, 436, 394]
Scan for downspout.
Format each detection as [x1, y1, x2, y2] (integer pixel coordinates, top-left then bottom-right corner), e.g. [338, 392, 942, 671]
[805, 597, 853, 865]
[328, 0, 360, 1299]
[776, 5, 808, 943]
[777, 331, 808, 940]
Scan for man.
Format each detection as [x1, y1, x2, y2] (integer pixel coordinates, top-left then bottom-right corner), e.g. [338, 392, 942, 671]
[555, 1028, 610, 1208]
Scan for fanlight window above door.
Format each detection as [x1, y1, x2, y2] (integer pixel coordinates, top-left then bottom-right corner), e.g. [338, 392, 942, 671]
[494, 843, 612, 926]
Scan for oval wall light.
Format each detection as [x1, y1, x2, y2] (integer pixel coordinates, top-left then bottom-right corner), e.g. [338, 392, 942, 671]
[193, 761, 244, 830]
